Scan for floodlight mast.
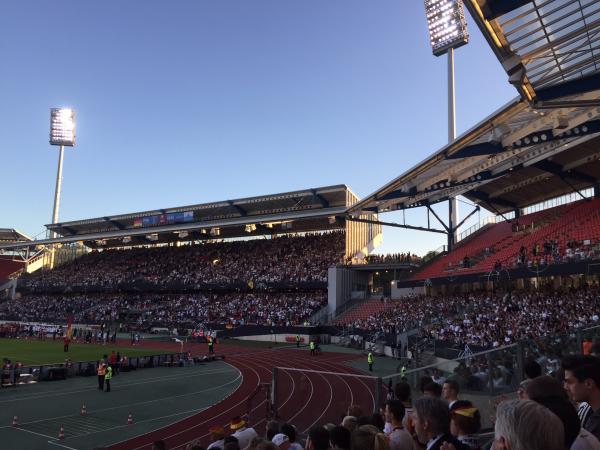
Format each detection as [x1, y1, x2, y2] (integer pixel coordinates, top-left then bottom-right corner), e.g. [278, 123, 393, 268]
[423, 0, 468, 251]
[49, 108, 76, 240]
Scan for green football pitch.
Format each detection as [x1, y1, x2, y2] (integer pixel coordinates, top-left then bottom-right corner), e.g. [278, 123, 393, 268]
[0, 339, 166, 366]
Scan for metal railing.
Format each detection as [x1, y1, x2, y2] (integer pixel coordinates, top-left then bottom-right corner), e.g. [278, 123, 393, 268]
[457, 216, 497, 243]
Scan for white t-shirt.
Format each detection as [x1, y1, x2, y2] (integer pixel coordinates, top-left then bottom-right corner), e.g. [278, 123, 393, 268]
[572, 428, 600, 450]
[207, 439, 225, 450]
[232, 427, 258, 450]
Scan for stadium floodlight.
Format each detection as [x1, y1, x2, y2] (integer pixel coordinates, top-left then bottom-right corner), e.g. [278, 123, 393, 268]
[49, 108, 77, 245]
[245, 224, 256, 233]
[424, 0, 469, 57]
[423, 1, 468, 251]
[50, 108, 76, 146]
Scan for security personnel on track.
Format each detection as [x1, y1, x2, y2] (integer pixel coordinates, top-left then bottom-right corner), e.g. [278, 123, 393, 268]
[97, 362, 106, 390]
[368, 352, 374, 372]
[310, 341, 315, 356]
[104, 365, 113, 392]
[400, 365, 407, 379]
[208, 335, 214, 354]
[296, 335, 301, 348]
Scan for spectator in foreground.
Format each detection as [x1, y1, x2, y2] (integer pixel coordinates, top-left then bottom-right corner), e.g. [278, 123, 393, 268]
[305, 426, 330, 450]
[329, 425, 351, 450]
[383, 400, 415, 450]
[207, 426, 226, 450]
[280, 423, 302, 450]
[351, 425, 389, 450]
[563, 356, 600, 440]
[230, 417, 258, 450]
[524, 359, 542, 380]
[448, 401, 481, 450]
[423, 382, 442, 399]
[411, 397, 466, 450]
[492, 399, 564, 450]
[442, 381, 460, 408]
[272, 434, 290, 450]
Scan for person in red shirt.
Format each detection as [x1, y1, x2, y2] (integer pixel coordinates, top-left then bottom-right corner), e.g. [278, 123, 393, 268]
[63, 336, 71, 352]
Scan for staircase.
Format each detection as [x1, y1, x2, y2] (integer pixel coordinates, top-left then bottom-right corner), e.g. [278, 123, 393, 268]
[333, 298, 393, 325]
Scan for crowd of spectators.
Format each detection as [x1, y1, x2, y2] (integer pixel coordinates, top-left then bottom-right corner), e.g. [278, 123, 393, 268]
[184, 351, 600, 450]
[342, 289, 600, 349]
[421, 290, 600, 348]
[20, 232, 344, 291]
[512, 239, 600, 269]
[0, 292, 328, 329]
[341, 295, 475, 336]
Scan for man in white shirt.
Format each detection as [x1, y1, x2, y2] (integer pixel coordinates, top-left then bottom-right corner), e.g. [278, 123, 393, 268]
[207, 426, 226, 450]
[384, 400, 416, 450]
[230, 416, 258, 450]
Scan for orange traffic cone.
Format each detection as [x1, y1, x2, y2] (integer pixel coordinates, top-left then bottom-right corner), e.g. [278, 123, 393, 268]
[127, 412, 133, 425]
[11, 416, 18, 427]
[58, 425, 65, 440]
[81, 404, 87, 416]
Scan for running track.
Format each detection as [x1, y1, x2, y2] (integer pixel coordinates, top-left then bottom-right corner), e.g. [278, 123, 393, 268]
[108, 344, 380, 450]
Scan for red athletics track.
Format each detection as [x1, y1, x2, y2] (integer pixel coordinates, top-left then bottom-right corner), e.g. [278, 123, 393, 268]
[108, 343, 381, 450]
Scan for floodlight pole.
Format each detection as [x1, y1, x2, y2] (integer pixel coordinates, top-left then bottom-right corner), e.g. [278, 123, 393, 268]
[447, 48, 459, 252]
[51, 145, 65, 238]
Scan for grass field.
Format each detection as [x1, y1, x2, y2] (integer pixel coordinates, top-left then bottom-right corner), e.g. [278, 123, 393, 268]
[0, 339, 167, 366]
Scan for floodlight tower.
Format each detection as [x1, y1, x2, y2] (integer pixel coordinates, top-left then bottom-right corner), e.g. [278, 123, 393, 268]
[424, 0, 469, 251]
[49, 108, 76, 239]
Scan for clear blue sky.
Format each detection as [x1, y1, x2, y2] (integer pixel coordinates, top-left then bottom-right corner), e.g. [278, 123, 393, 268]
[1, 1, 516, 255]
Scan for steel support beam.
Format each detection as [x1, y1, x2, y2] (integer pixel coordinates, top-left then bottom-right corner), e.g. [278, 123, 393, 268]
[425, 205, 450, 233]
[345, 216, 446, 235]
[455, 206, 480, 231]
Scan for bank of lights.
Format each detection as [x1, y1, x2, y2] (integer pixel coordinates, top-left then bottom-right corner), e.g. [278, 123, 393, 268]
[50, 108, 76, 146]
[424, 0, 469, 56]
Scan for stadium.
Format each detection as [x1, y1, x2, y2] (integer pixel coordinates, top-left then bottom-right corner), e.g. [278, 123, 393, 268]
[3, 1, 600, 450]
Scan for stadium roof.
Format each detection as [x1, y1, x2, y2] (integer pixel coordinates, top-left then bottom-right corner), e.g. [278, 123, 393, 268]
[465, 0, 600, 103]
[0, 228, 32, 243]
[0, 185, 354, 250]
[348, 0, 600, 219]
[348, 92, 600, 216]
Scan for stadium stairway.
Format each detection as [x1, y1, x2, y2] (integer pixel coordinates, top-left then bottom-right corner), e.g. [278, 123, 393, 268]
[332, 298, 394, 325]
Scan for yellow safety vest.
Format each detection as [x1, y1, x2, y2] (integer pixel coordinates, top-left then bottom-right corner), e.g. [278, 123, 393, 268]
[310, 342, 315, 350]
[368, 353, 374, 364]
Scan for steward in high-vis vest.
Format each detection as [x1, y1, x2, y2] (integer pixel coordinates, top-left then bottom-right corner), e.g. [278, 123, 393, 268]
[310, 341, 315, 356]
[208, 335, 214, 354]
[296, 335, 301, 348]
[400, 365, 407, 379]
[368, 352, 374, 372]
[104, 365, 113, 392]
[97, 362, 106, 390]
